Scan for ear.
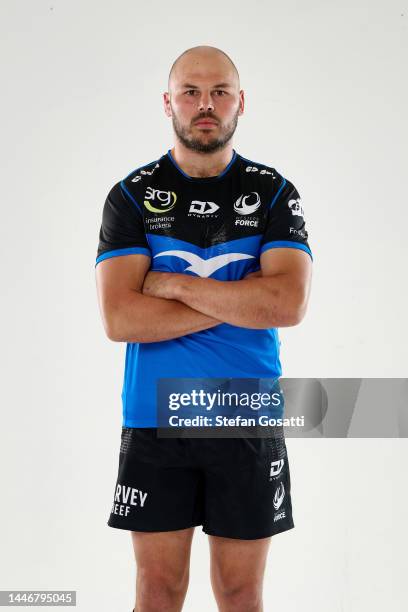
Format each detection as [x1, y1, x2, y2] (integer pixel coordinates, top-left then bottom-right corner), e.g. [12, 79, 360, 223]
[163, 91, 172, 117]
[238, 89, 245, 115]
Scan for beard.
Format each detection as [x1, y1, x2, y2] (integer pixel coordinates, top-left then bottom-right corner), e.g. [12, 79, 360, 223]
[171, 106, 240, 154]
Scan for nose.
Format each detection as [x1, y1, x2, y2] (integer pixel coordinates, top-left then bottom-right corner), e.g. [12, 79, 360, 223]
[198, 93, 214, 112]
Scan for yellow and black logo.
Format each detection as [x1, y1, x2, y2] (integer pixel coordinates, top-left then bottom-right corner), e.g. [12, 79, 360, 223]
[144, 186, 177, 213]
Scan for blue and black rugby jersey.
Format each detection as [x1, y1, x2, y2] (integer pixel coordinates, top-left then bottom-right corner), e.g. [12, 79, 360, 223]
[96, 149, 312, 427]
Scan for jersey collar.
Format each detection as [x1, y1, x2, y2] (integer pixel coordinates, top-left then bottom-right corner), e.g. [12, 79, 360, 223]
[166, 148, 238, 181]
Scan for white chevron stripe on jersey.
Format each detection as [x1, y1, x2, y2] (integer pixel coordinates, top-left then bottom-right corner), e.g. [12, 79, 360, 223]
[153, 250, 255, 278]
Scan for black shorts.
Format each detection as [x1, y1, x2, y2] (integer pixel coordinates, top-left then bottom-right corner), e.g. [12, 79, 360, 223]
[107, 427, 294, 540]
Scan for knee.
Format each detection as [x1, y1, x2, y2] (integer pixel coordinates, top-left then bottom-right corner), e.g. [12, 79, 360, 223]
[215, 581, 262, 612]
[137, 565, 189, 607]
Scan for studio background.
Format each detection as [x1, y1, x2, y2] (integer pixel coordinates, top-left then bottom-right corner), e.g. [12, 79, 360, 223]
[1, 0, 407, 610]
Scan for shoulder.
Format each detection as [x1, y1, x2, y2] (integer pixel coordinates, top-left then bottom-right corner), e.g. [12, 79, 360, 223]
[105, 154, 167, 212]
[235, 153, 298, 206]
[235, 152, 293, 191]
[122, 155, 164, 185]
[235, 152, 283, 181]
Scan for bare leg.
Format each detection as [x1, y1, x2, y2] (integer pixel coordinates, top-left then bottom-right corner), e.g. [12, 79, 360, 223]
[209, 534, 272, 612]
[131, 527, 195, 612]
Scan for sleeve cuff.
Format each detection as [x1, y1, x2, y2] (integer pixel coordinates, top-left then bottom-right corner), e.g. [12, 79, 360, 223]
[95, 246, 151, 266]
[260, 240, 313, 261]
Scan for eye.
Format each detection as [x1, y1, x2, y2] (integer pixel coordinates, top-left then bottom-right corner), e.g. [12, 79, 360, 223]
[214, 90, 227, 96]
[185, 90, 198, 95]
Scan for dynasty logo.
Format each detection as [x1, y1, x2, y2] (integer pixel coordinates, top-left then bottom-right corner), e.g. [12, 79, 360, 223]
[270, 459, 284, 479]
[188, 200, 220, 217]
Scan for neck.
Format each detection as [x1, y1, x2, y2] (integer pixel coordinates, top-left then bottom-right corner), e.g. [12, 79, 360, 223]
[170, 141, 234, 178]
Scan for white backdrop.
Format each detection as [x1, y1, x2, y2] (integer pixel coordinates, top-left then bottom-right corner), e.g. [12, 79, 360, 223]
[1, 0, 407, 610]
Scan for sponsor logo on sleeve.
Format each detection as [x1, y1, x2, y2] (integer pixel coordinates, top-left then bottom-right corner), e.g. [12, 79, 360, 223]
[288, 198, 304, 218]
[289, 227, 308, 239]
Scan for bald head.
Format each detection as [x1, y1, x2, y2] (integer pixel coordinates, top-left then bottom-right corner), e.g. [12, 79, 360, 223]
[168, 45, 240, 92]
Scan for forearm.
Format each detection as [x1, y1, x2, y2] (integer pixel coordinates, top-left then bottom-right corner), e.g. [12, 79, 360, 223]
[173, 275, 304, 328]
[110, 291, 222, 343]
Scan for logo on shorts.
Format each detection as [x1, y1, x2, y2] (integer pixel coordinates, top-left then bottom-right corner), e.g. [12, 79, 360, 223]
[111, 483, 148, 517]
[270, 459, 284, 479]
[273, 482, 285, 510]
[274, 510, 286, 522]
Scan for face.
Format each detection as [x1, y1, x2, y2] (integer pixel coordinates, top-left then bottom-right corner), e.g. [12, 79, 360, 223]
[164, 52, 244, 154]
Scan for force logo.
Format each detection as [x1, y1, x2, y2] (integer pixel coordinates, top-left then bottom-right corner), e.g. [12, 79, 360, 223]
[234, 192, 261, 215]
[273, 510, 286, 522]
[270, 459, 284, 479]
[273, 482, 285, 510]
[188, 200, 220, 216]
[235, 218, 259, 228]
[144, 186, 177, 213]
[288, 198, 304, 218]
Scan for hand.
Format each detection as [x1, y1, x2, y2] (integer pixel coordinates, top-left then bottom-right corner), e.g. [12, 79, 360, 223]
[142, 271, 183, 300]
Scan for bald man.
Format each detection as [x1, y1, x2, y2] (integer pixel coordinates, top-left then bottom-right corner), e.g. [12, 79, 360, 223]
[95, 45, 312, 612]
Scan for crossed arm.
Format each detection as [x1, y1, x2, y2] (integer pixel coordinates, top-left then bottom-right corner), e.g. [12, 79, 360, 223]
[95, 249, 312, 343]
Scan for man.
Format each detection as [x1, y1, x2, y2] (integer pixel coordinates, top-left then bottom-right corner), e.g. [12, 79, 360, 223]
[95, 45, 312, 612]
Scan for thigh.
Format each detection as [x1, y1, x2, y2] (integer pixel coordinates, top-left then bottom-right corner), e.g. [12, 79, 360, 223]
[131, 527, 195, 578]
[209, 534, 271, 590]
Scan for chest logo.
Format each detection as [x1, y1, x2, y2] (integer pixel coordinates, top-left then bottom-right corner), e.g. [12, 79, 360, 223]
[153, 251, 255, 278]
[144, 187, 177, 213]
[234, 192, 261, 215]
[189, 200, 220, 216]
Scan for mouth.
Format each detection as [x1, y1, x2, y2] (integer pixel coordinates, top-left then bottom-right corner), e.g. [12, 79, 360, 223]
[194, 120, 218, 128]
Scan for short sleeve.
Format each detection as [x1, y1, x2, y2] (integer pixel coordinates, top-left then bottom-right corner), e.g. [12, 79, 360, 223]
[95, 182, 151, 266]
[260, 177, 312, 260]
